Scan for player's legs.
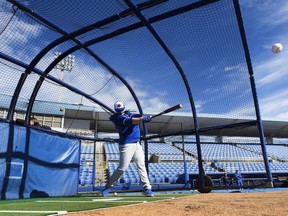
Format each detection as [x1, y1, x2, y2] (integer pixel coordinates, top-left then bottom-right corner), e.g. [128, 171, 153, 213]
[237, 180, 243, 187]
[133, 142, 151, 190]
[106, 143, 136, 187]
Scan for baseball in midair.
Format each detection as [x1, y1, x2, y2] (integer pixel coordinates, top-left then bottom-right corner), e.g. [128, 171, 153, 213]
[272, 43, 283, 54]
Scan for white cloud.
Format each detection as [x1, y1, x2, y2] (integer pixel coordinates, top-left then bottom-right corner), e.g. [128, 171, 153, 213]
[254, 54, 288, 87]
[259, 1, 288, 26]
[1, 16, 44, 61]
[194, 100, 203, 112]
[259, 88, 288, 120]
[224, 64, 243, 72]
[224, 103, 256, 118]
[240, 0, 288, 27]
[49, 62, 168, 114]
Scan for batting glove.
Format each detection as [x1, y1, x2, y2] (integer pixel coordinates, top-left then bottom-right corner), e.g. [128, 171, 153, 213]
[142, 115, 152, 123]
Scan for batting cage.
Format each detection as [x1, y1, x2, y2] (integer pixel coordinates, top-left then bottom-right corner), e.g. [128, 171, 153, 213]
[1, 0, 285, 199]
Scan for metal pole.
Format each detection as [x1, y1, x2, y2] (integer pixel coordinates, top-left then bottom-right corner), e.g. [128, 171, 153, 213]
[233, 0, 273, 184]
[57, 69, 64, 102]
[181, 123, 189, 187]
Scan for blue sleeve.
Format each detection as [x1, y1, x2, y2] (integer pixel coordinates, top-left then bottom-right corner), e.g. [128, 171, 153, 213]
[123, 117, 132, 125]
[110, 114, 126, 125]
[131, 114, 142, 118]
[123, 111, 142, 125]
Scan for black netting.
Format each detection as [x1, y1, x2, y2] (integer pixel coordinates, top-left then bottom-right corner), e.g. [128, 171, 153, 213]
[0, 59, 23, 98]
[0, 0, 269, 138]
[89, 26, 191, 115]
[0, 2, 62, 65]
[151, 0, 255, 120]
[0, 0, 268, 138]
[16, 0, 129, 33]
[0, 1, 277, 192]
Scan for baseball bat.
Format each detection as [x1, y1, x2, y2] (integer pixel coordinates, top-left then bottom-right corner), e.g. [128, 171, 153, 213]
[151, 104, 182, 119]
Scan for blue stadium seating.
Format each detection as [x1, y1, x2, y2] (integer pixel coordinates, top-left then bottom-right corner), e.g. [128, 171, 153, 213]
[174, 143, 263, 161]
[104, 142, 192, 161]
[83, 142, 288, 186]
[107, 162, 220, 184]
[237, 144, 288, 161]
[79, 144, 95, 185]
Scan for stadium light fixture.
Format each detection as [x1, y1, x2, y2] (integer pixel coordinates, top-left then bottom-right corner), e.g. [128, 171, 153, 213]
[54, 52, 75, 102]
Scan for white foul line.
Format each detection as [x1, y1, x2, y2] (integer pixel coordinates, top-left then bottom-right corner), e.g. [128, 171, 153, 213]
[92, 199, 147, 203]
[36, 198, 146, 203]
[0, 210, 67, 214]
[36, 198, 121, 202]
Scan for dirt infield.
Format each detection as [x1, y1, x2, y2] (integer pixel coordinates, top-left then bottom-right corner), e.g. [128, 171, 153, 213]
[68, 190, 288, 216]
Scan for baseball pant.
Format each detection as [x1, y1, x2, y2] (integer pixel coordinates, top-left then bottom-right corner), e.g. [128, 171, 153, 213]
[107, 142, 151, 189]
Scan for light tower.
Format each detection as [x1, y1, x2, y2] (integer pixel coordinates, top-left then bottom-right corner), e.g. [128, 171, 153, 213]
[54, 52, 75, 102]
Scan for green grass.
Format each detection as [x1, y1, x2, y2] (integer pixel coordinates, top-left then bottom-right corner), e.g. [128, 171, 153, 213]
[0, 193, 192, 216]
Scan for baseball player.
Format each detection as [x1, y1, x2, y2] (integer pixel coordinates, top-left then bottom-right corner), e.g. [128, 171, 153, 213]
[234, 170, 243, 188]
[102, 101, 154, 197]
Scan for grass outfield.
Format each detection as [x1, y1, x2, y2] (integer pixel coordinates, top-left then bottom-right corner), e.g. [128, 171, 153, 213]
[0, 193, 192, 216]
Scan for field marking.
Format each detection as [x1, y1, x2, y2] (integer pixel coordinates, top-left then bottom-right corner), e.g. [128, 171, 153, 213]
[67, 196, 178, 214]
[36, 198, 121, 202]
[92, 199, 147, 203]
[36, 198, 146, 203]
[0, 210, 67, 214]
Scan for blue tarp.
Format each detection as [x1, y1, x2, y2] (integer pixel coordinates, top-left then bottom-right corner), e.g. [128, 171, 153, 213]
[0, 122, 80, 199]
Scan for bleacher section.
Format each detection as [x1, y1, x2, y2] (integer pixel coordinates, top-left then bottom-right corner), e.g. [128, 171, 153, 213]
[216, 162, 288, 174]
[104, 142, 197, 184]
[237, 144, 288, 161]
[104, 142, 193, 161]
[107, 162, 220, 184]
[79, 143, 95, 185]
[104, 142, 120, 161]
[80, 144, 94, 161]
[79, 164, 94, 185]
[174, 143, 263, 161]
[146, 142, 193, 161]
[90, 142, 288, 186]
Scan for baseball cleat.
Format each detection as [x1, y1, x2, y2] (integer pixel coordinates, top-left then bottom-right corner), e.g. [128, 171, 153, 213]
[101, 187, 110, 197]
[142, 189, 154, 197]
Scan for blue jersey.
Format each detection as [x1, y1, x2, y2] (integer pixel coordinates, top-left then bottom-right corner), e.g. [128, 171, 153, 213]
[235, 172, 242, 180]
[109, 111, 142, 144]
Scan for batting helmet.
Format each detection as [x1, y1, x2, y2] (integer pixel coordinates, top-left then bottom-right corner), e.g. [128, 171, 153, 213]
[114, 101, 125, 112]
